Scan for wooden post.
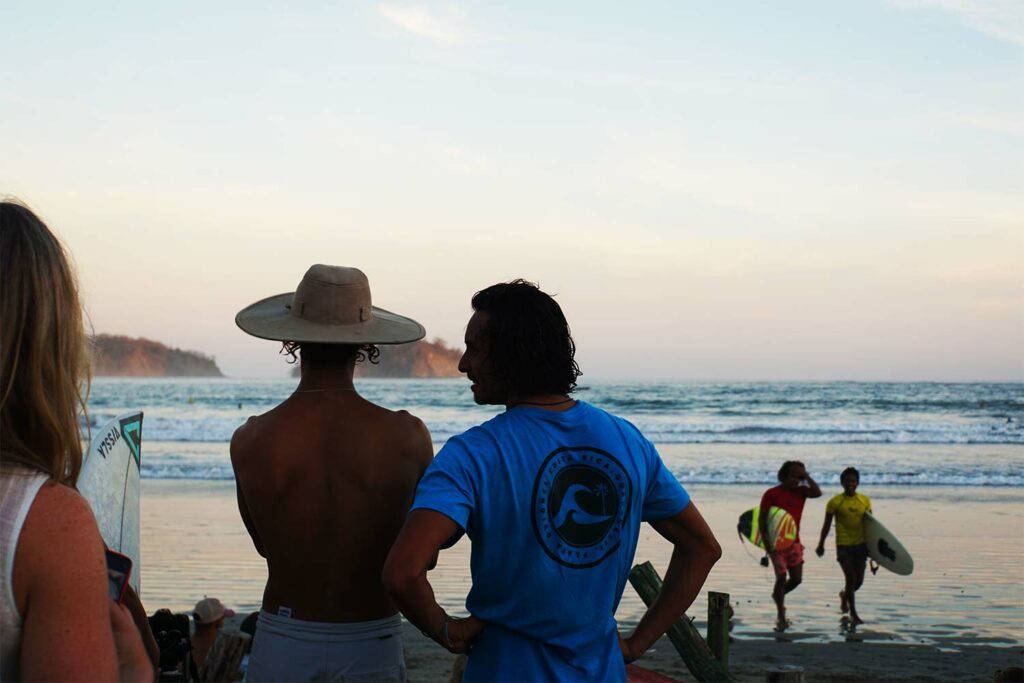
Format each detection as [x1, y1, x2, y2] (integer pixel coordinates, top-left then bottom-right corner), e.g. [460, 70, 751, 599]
[765, 665, 805, 683]
[628, 562, 736, 683]
[199, 630, 250, 682]
[706, 591, 730, 668]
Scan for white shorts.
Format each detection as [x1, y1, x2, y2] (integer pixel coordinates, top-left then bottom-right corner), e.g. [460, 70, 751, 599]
[245, 611, 406, 682]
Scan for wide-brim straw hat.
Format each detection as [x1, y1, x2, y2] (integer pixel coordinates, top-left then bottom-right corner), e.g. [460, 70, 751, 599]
[235, 264, 425, 344]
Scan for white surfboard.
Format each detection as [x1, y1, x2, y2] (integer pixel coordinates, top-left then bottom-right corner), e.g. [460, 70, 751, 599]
[78, 412, 143, 593]
[863, 512, 913, 576]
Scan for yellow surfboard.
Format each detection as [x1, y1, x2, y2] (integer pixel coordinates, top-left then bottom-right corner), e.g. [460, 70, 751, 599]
[737, 505, 797, 551]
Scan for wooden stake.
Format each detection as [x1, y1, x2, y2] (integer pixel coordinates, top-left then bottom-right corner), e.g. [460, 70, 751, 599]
[628, 562, 736, 683]
[706, 591, 730, 668]
[765, 665, 805, 682]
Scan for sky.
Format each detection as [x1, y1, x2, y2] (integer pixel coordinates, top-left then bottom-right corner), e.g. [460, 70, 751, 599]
[2, 1, 1022, 380]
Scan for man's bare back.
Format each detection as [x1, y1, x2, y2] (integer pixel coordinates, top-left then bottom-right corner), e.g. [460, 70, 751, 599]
[231, 387, 432, 623]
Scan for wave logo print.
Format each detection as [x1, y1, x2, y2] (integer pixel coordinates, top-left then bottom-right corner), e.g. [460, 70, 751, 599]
[532, 446, 632, 568]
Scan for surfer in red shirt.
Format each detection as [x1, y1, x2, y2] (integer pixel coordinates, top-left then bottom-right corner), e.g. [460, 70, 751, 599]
[759, 461, 821, 631]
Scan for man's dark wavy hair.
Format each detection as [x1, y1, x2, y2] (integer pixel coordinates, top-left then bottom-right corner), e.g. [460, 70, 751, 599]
[471, 279, 581, 396]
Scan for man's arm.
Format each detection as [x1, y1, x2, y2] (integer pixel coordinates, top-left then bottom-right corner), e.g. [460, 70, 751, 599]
[235, 482, 265, 558]
[804, 473, 823, 498]
[815, 511, 834, 557]
[382, 509, 484, 653]
[758, 495, 775, 555]
[230, 423, 266, 558]
[619, 501, 722, 663]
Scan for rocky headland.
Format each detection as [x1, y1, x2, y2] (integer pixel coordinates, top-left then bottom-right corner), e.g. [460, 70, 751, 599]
[289, 338, 462, 378]
[91, 334, 223, 377]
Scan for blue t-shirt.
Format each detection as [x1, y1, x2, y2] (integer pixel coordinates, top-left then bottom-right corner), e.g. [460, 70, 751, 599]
[412, 400, 690, 683]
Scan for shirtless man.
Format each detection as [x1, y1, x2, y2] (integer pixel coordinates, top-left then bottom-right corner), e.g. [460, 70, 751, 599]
[231, 264, 432, 682]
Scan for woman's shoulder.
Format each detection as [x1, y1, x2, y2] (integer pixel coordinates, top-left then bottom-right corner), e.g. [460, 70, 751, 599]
[31, 480, 97, 522]
[19, 480, 104, 565]
[13, 479, 107, 614]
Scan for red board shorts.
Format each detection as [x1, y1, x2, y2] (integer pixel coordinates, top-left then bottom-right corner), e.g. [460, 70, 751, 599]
[770, 541, 804, 575]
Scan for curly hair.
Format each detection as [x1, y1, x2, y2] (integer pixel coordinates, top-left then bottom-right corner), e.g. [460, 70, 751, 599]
[471, 279, 581, 396]
[777, 460, 805, 482]
[280, 341, 380, 366]
[0, 201, 90, 486]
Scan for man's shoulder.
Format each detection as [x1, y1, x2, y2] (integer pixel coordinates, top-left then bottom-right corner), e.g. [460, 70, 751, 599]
[571, 401, 652, 446]
[231, 397, 298, 438]
[586, 401, 636, 427]
[230, 413, 264, 454]
[759, 485, 779, 507]
[434, 412, 526, 464]
[377, 405, 429, 433]
[441, 420, 500, 451]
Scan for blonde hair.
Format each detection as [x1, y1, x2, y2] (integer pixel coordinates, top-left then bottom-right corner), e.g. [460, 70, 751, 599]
[1, 201, 90, 486]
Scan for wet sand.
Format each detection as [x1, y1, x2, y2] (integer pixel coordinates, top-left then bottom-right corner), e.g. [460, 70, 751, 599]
[142, 468, 1023, 682]
[216, 615, 1022, 682]
[394, 622, 1024, 683]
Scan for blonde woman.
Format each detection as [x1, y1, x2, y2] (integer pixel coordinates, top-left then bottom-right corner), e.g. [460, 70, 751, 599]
[0, 201, 152, 681]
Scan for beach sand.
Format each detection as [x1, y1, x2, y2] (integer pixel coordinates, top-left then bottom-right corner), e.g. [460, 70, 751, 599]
[397, 621, 1024, 683]
[215, 617, 1021, 683]
[141, 455, 1023, 682]
[395, 621, 1024, 683]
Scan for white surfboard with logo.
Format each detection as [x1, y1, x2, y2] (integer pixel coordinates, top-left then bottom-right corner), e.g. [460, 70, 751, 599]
[863, 512, 913, 576]
[78, 412, 143, 593]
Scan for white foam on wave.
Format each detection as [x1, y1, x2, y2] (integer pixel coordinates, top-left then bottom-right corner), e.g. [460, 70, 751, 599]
[138, 458, 1023, 486]
[143, 465, 236, 480]
[628, 419, 1023, 445]
[87, 413, 1024, 446]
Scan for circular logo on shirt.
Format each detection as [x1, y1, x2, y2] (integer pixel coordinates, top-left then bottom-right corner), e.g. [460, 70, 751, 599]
[531, 446, 632, 569]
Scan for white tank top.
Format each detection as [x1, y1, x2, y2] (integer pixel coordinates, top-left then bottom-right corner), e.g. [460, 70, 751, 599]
[0, 464, 49, 682]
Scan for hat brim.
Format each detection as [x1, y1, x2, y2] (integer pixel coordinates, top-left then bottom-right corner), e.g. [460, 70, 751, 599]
[235, 292, 426, 345]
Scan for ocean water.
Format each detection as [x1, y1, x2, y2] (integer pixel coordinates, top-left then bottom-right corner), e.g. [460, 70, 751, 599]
[86, 378, 1024, 486]
[113, 378, 1023, 647]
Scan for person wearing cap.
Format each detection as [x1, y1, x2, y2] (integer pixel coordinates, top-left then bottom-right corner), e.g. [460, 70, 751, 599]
[383, 280, 722, 683]
[190, 597, 234, 675]
[232, 265, 433, 682]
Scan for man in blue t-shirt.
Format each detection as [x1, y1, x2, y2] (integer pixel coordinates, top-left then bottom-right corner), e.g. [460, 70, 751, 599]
[383, 280, 722, 682]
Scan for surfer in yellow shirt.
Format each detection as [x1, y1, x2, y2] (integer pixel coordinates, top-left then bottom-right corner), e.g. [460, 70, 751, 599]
[815, 467, 875, 625]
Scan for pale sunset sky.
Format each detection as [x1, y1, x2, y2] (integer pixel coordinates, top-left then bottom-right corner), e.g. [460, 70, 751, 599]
[2, 1, 1022, 380]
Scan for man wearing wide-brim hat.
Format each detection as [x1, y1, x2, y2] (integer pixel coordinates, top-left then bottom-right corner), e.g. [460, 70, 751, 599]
[231, 264, 433, 683]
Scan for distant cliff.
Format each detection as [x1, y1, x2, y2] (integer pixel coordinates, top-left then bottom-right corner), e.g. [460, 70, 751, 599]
[360, 338, 462, 378]
[91, 334, 224, 377]
[289, 338, 462, 378]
